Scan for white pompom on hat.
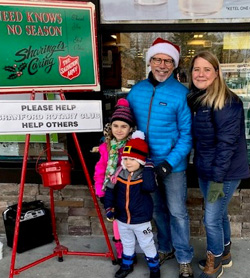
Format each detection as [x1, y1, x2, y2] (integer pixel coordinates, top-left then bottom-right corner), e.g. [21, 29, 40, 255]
[146, 37, 180, 68]
[122, 130, 148, 166]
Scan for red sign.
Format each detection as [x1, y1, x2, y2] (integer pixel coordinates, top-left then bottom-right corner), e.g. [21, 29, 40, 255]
[59, 55, 81, 81]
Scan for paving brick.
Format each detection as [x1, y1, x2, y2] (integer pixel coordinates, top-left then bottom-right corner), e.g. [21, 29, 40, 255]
[241, 229, 250, 238]
[54, 200, 83, 207]
[68, 207, 97, 217]
[69, 226, 91, 236]
[84, 198, 96, 208]
[55, 206, 68, 213]
[187, 189, 203, 198]
[228, 197, 241, 211]
[23, 184, 39, 196]
[56, 222, 68, 235]
[231, 222, 242, 237]
[0, 183, 19, 195]
[230, 215, 245, 222]
[241, 203, 250, 210]
[242, 222, 250, 229]
[68, 216, 90, 226]
[240, 189, 250, 197]
[55, 212, 68, 222]
[187, 198, 203, 207]
[91, 220, 113, 235]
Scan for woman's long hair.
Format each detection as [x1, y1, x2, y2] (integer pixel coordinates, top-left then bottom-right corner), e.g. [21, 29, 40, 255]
[189, 51, 233, 110]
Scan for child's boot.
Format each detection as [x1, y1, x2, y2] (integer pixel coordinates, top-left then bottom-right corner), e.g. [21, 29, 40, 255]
[115, 253, 135, 278]
[146, 254, 161, 278]
[199, 252, 223, 278]
[113, 237, 123, 265]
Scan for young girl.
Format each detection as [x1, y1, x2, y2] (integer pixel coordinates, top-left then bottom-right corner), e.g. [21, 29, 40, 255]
[94, 98, 135, 264]
[104, 131, 160, 278]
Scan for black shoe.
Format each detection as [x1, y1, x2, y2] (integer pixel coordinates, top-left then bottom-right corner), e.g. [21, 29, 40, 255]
[115, 258, 122, 265]
[158, 250, 175, 265]
[133, 254, 138, 265]
[115, 266, 133, 278]
[150, 270, 161, 278]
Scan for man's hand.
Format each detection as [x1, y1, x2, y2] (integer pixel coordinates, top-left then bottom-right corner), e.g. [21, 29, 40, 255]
[155, 161, 172, 179]
[208, 182, 225, 203]
[106, 207, 115, 222]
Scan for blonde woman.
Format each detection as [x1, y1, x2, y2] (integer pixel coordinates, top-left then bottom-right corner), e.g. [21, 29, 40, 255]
[187, 51, 250, 278]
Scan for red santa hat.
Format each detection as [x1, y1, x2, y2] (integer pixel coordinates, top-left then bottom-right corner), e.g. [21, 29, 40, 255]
[122, 131, 148, 166]
[146, 37, 180, 68]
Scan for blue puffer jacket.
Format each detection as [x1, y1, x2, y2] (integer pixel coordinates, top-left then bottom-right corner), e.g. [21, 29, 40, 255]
[192, 96, 250, 182]
[127, 73, 192, 171]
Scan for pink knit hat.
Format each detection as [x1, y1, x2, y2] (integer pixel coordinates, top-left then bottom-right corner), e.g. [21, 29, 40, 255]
[146, 37, 180, 68]
[111, 98, 135, 127]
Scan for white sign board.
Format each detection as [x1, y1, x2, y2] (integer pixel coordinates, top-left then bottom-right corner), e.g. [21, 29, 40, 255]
[0, 100, 103, 134]
[101, 0, 250, 23]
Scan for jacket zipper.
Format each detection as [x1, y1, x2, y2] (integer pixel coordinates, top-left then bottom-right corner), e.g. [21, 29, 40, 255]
[146, 86, 155, 146]
[125, 173, 131, 224]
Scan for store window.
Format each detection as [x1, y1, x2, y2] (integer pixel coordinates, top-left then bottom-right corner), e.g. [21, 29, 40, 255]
[102, 32, 250, 163]
[0, 93, 68, 162]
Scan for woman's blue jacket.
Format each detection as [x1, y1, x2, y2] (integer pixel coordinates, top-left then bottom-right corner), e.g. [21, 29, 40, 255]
[192, 96, 250, 182]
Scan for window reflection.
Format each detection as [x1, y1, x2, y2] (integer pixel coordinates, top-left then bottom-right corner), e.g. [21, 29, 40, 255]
[102, 32, 250, 162]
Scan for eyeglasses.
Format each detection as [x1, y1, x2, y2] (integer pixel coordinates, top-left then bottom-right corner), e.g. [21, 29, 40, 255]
[151, 57, 174, 66]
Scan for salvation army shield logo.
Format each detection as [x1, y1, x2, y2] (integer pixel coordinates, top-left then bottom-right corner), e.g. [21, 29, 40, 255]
[58, 55, 81, 80]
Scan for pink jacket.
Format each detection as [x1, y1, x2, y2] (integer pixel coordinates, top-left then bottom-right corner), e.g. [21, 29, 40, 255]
[94, 142, 123, 198]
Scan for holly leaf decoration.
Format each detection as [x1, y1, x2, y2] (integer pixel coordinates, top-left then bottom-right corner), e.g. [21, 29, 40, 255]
[3, 66, 16, 72]
[4, 63, 27, 79]
[18, 63, 27, 71]
[7, 74, 18, 79]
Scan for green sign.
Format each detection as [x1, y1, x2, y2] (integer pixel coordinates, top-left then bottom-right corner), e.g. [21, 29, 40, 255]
[0, 0, 100, 92]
